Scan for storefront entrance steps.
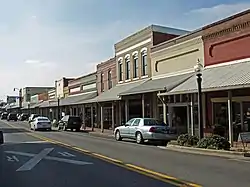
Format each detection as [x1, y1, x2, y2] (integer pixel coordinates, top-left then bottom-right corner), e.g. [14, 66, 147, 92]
[157, 144, 250, 160]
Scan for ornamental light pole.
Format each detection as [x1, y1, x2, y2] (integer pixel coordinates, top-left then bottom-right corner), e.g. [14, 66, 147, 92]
[194, 59, 204, 140]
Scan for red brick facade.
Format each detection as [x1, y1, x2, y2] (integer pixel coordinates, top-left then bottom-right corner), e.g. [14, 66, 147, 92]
[203, 10, 250, 66]
[96, 57, 116, 95]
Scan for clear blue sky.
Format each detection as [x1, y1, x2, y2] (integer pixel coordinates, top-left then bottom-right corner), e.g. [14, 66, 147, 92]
[0, 0, 249, 100]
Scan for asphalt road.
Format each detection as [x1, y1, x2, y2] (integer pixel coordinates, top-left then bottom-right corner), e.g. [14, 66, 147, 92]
[0, 121, 176, 187]
[2, 120, 250, 187]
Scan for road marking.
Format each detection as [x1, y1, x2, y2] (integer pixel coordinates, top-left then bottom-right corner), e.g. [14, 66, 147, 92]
[2, 120, 201, 187]
[92, 153, 123, 164]
[16, 148, 54, 171]
[7, 155, 19, 162]
[58, 152, 76, 157]
[5, 150, 93, 168]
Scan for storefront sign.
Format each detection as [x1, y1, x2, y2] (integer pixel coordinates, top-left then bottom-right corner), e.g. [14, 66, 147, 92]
[238, 132, 250, 143]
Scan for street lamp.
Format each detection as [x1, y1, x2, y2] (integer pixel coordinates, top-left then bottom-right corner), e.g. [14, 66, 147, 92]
[57, 97, 60, 121]
[194, 59, 204, 140]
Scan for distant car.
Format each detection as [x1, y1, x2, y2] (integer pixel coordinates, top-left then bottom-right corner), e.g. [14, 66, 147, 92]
[20, 113, 29, 121]
[30, 116, 52, 131]
[114, 118, 177, 145]
[29, 114, 39, 123]
[7, 113, 18, 121]
[58, 115, 82, 131]
[1, 112, 8, 120]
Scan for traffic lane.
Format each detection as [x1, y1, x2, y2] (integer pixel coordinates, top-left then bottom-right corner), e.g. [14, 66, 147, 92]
[0, 120, 41, 143]
[9, 120, 250, 187]
[24, 126, 250, 186]
[0, 123, 177, 187]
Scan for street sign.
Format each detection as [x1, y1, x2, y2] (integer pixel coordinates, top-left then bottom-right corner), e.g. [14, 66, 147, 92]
[5, 147, 93, 172]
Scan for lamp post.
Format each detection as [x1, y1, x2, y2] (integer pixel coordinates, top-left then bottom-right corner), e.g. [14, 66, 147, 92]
[57, 97, 60, 121]
[194, 59, 204, 140]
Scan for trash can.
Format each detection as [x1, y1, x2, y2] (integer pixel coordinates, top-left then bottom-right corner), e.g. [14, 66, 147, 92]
[0, 131, 3, 144]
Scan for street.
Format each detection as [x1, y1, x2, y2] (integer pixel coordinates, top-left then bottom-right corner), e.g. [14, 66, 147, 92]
[1, 121, 250, 187]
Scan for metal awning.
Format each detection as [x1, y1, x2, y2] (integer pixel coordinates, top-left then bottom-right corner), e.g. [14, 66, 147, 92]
[119, 73, 193, 96]
[60, 92, 97, 106]
[85, 79, 148, 103]
[159, 61, 250, 96]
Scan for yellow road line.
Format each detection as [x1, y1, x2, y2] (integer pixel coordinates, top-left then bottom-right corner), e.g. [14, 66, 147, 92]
[2, 121, 202, 187]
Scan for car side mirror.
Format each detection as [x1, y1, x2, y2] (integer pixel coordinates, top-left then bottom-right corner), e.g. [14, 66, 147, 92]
[124, 123, 129, 127]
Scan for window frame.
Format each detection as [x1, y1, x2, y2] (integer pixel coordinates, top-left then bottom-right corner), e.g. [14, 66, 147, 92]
[141, 50, 148, 76]
[125, 57, 130, 80]
[118, 60, 123, 81]
[108, 70, 112, 89]
[100, 73, 104, 92]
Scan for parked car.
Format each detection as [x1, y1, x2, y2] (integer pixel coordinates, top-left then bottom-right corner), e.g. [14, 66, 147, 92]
[7, 113, 18, 121]
[114, 118, 177, 145]
[30, 116, 52, 131]
[58, 115, 82, 131]
[19, 113, 29, 121]
[29, 114, 39, 123]
[1, 112, 8, 120]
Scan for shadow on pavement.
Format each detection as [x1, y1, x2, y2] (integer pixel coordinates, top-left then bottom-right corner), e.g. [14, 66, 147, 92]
[0, 128, 30, 134]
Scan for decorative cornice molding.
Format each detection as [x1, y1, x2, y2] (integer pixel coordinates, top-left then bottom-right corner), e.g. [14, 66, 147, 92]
[203, 21, 250, 40]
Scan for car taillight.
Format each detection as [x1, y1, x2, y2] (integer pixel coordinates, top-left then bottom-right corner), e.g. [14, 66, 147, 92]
[149, 127, 156, 132]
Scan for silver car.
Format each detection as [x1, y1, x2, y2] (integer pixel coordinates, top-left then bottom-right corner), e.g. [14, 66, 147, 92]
[114, 118, 177, 145]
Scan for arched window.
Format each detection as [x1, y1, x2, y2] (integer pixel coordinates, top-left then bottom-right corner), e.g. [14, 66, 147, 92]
[101, 73, 104, 92]
[133, 53, 139, 78]
[141, 49, 148, 76]
[125, 56, 130, 80]
[118, 59, 123, 81]
[108, 70, 112, 89]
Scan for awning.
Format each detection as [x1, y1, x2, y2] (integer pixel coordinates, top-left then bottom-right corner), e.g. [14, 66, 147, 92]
[40, 99, 58, 108]
[30, 101, 44, 109]
[119, 73, 193, 96]
[60, 92, 97, 106]
[160, 61, 250, 96]
[86, 79, 148, 103]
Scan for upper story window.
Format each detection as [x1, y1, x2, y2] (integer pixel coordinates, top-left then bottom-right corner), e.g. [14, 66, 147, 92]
[101, 73, 104, 92]
[133, 52, 139, 78]
[125, 56, 130, 80]
[118, 59, 123, 81]
[108, 70, 112, 89]
[141, 49, 148, 76]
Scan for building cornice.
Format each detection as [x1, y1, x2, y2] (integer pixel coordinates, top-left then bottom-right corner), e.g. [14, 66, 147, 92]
[203, 21, 250, 41]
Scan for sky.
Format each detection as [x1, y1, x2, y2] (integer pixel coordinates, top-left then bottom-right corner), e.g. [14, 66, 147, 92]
[1, 0, 250, 100]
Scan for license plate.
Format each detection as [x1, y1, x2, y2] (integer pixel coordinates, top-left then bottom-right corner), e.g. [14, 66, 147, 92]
[73, 122, 77, 124]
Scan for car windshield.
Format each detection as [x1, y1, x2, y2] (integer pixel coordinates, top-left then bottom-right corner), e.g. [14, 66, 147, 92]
[143, 119, 167, 126]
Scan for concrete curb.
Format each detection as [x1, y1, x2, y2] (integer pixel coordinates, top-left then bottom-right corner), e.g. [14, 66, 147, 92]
[158, 144, 247, 159]
[88, 132, 114, 139]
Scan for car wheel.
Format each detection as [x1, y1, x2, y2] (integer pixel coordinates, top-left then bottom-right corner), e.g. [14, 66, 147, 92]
[136, 132, 144, 144]
[115, 130, 122, 141]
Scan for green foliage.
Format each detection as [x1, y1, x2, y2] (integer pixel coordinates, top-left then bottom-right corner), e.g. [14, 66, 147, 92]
[177, 134, 199, 147]
[197, 135, 231, 150]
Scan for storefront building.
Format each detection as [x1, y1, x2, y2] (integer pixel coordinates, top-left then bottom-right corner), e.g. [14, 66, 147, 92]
[160, 10, 250, 145]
